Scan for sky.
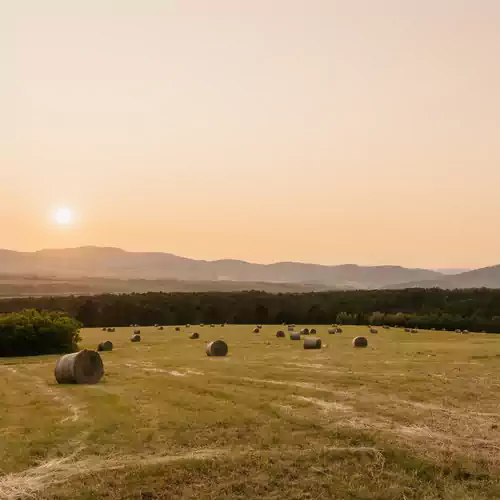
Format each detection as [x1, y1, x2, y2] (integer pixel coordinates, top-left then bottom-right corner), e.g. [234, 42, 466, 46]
[2, 0, 499, 268]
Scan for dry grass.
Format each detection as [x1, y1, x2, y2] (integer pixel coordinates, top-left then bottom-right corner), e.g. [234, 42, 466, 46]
[1, 325, 500, 499]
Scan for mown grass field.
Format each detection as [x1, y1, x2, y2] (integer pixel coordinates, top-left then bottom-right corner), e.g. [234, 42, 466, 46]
[1, 325, 500, 499]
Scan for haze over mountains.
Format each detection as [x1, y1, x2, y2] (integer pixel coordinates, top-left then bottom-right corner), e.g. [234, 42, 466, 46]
[384, 265, 500, 290]
[0, 246, 496, 296]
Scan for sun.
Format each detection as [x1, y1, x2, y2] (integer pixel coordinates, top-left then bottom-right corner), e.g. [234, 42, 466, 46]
[54, 207, 73, 226]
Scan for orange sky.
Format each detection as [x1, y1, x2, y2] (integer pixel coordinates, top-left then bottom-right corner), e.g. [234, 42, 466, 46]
[2, 1, 499, 268]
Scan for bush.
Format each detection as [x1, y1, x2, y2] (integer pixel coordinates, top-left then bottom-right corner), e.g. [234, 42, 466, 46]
[0, 309, 81, 357]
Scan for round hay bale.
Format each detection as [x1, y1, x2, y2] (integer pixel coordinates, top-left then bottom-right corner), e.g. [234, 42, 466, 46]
[134, 329, 141, 335]
[404, 328, 411, 333]
[102, 327, 107, 331]
[189, 332, 200, 339]
[253, 328, 260, 334]
[130, 334, 141, 342]
[186, 324, 191, 328]
[462, 329, 469, 334]
[55, 350, 104, 385]
[158, 326, 164, 331]
[257, 324, 263, 329]
[206, 340, 228, 357]
[290, 333, 301, 341]
[210, 324, 215, 328]
[310, 328, 317, 334]
[304, 338, 321, 349]
[97, 341, 113, 352]
[200, 323, 205, 327]
[300, 328, 310, 335]
[352, 336, 368, 348]
[328, 328, 336, 334]
[276, 330, 285, 338]
[431, 328, 436, 331]
[455, 329, 462, 334]
[370, 328, 378, 334]
[220, 324, 225, 327]
[442, 328, 447, 331]
[411, 329, 418, 333]
[287, 326, 294, 332]
[335, 327, 343, 334]
[175, 327, 180, 332]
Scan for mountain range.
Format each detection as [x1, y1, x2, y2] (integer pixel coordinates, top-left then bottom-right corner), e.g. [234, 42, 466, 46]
[0, 246, 496, 295]
[383, 265, 500, 290]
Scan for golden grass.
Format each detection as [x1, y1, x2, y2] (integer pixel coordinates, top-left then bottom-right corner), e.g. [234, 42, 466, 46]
[1, 325, 500, 499]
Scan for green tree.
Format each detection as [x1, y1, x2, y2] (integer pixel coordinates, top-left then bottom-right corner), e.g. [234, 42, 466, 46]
[0, 309, 81, 357]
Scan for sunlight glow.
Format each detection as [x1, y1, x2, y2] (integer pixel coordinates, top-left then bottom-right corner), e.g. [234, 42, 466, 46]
[54, 208, 73, 226]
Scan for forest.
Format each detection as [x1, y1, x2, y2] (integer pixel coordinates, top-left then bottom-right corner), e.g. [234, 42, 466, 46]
[0, 288, 500, 332]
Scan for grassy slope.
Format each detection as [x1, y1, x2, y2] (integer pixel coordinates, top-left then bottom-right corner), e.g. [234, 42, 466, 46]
[1, 326, 500, 499]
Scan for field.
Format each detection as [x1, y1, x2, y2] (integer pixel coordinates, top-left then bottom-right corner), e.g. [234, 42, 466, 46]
[1, 325, 500, 499]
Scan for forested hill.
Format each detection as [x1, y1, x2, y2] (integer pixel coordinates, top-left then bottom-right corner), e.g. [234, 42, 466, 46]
[1, 288, 500, 333]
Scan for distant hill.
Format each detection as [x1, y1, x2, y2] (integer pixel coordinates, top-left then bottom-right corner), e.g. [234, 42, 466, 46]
[0, 275, 335, 297]
[385, 265, 500, 289]
[0, 246, 443, 290]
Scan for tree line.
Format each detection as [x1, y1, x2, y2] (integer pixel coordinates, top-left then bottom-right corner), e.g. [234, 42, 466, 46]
[0, 288, 500, 332]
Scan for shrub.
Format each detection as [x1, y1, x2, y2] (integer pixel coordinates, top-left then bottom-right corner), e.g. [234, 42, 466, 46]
[0, 309, 81, 357]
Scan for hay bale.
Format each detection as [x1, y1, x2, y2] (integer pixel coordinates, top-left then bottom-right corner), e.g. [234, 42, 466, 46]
[200, 323, 205, 327]
[287, 326, 294, 332]
[102, 327, 107, 331]
[335, 327, 343, 334]
[55, 350, 104, 385]
[253, 328, 260, 334]
[442, 328, 447, 331]
[370, 328, 378, 334]
[97, 341, 113, 352]
[276, 330, 285, 338]
[462, 329, 469, 334]
[353, 336, 368, 348]
[189, 332, 200, 339]
[300, 328, 310, 335]
[257, 324, 263, 329]
[431, 328, 436, 331]
[210, 324, 215, 328]
[383, 325, 390, 329]
[310, 328, 317, 334]
[328, 328, 336, 334]
[404, 328, 411, 333]
[290, 333, 301, 341]
[411, 329, 418, 333]
[130, 334, 141, 342]
[175, 327, 180, 331]
[304, 338, 321, 349]
[186, 324, 191, 328]
[220, 324, 225, 327]
[134, 329, 141, 335]
[158, 326, 164, 331]
[206, 340, 228, 357]
[455, 329, 462, 334]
